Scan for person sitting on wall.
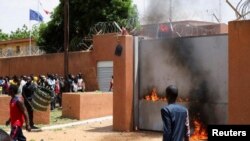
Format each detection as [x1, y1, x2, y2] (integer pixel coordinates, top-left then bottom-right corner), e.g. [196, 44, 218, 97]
[161, 85, 190, 141]
[77, 73, 85, 92]
[72, 77, 78, 92]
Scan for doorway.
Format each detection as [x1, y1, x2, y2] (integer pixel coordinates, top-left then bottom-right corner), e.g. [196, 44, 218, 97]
[97, 61, 113, 92]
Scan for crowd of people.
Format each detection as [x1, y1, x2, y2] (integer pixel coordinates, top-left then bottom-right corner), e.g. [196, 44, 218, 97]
[0, 73, 119, 141]
[0, 73, 86, 109]
[0, 73, 86, 140]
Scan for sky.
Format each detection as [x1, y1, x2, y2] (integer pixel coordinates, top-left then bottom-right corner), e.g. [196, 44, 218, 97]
[134, 0, 239, 24]
[0, 0, 240, 34]
[0, 0, 60, 33]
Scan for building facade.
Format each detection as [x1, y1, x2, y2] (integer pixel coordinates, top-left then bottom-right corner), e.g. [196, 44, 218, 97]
[0, 38, 37, 58]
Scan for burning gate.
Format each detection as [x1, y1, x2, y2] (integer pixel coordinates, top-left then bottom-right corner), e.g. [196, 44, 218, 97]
[133, 35, 228, 140]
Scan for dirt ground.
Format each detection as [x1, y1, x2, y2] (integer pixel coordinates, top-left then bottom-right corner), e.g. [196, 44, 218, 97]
[24, 119, 162, 141]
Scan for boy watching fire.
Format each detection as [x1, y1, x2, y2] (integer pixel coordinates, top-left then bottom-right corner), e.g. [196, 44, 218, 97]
[161, 85, 190, 141]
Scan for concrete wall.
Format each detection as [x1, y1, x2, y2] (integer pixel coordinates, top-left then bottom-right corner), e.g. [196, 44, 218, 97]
[0, 95, 10, 124]
[0, 95, 50, 125]
[0, 34, 124, 91]
[0, 52, 97, 91]
[229, 20, 250, 124]
[0, 34, 134, 131]
[62, 93, 113, 120]
[33, 108, 50, 124]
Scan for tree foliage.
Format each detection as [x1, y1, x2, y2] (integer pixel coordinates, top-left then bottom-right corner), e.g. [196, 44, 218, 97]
[0, 25, 39, 41]
[37, 0, 138, 53]
[0, 29, 9, 41]
[9, 25, 30, 39]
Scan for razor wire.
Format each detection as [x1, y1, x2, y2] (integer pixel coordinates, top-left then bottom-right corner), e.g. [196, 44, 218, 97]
[79, 21, 122, 51]
[172, 23, 223, 37]
[79, 17, 139, 51]
[236, 0, 250, 20]
[88, 18, 139, 35]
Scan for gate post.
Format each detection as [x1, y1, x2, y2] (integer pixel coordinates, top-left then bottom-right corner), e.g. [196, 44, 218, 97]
[229, 20, 250, 124]
[113, 35, 134, 131]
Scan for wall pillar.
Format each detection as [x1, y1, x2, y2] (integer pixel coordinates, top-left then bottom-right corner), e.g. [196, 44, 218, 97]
[113, 35, 134, 131]
[229, 20, 250, 124]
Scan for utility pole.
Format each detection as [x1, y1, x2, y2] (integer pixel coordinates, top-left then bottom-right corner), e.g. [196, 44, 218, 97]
[170, 0, 172, 20]
[219, 0, 222, 22]
[64, 0, 69, 91]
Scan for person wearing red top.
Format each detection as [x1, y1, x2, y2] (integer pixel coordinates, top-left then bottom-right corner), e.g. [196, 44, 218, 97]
[6, 85, 31, 141]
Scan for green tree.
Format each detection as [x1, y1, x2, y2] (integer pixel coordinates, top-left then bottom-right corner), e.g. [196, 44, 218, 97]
[9, 25, 30, 39]
[0, 29, 9, 41]
[0, 25, 40, 41]
[38, 0, 138, 53]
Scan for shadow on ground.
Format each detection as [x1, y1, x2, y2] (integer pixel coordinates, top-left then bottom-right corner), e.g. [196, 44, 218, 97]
[86, 125, 113, 132]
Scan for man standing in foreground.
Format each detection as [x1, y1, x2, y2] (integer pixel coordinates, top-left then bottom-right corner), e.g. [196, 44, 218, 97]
[6, 85, 31, 141]
[161, 85, 190, 141]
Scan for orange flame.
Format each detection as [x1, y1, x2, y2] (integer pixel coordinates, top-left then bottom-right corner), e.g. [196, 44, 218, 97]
[144, 88, 163, 102]
[143, 88, 189, 102]
[190, 119, 208, 140]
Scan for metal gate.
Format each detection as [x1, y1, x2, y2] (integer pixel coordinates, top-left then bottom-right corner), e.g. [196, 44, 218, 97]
[97, 61, 113, 92]
[134, 35, 228, 131]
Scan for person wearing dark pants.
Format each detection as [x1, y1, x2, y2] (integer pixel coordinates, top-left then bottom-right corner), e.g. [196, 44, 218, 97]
[10, 126, 26, 141]
[24, 100, 34, 127]
[6, 85, 31, 141]
[22, 76, 37, 129]
[50, 93, 56, 110]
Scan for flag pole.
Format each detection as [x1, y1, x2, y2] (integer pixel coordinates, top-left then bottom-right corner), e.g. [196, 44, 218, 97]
[37, 0, 39, 21]
[29, 15, 32, 56]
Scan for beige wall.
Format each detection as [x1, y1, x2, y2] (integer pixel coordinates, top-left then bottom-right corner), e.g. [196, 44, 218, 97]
[0, 95, 10, 124]
[0, 95, 50, 125]
[62, 93, 113, 120]
[229, 20, 250, 124]
[0, 39, 36, 57]
[0, 39, 35, 49]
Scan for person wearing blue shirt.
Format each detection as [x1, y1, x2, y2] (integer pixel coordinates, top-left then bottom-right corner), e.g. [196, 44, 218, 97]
[161, 85, 190, 141]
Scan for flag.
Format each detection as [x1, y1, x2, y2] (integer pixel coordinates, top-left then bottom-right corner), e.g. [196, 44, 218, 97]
[39, 0, 52, 15]
[43, 9, 52, 15]
[29, 9, 43, 22]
